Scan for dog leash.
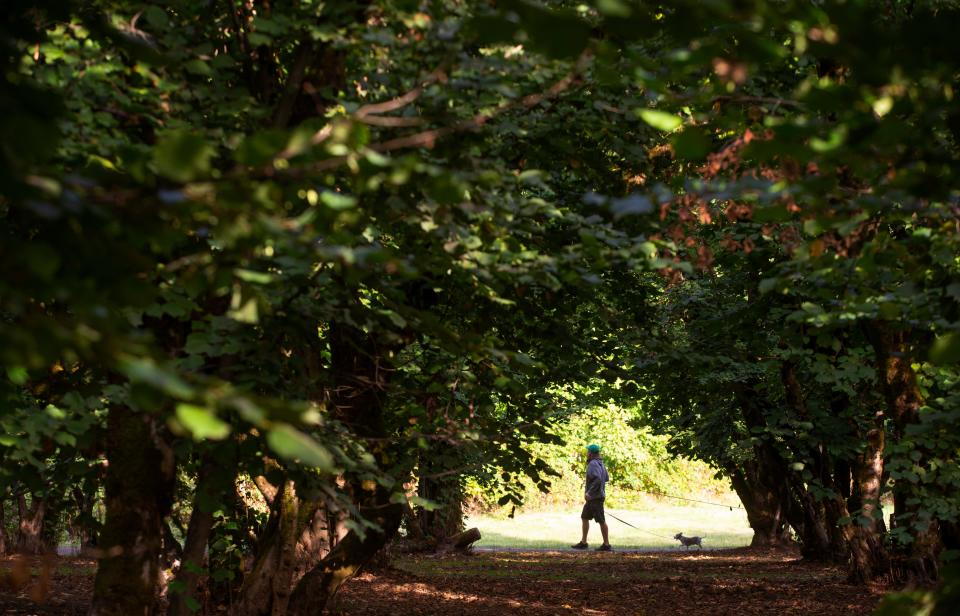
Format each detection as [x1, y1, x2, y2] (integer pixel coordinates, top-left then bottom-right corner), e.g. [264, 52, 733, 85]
[605, 513, 674, 540]
[637, 490, 743, 511]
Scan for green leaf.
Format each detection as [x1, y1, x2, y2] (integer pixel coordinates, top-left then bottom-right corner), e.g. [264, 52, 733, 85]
[235, 130, 288, 166]
[671, 127, 711, 161]
[803, 218, 825, 237]
[176, 404, 231, 441]
[758, 277, 779, 294]
[54, 432, 77, 447]
[235, 269, 274, 284]
[267, 424, 335, 471]
[637, 109, 683, 132]
[154, 131, 214, 183]
[320, 191, 357, 210]
[6, 366, 28, 385]
[184, 59, 213, 77]
[930, 332, 960, 365]
[810, 125, 847, 152]
[120, 358, 195, 399]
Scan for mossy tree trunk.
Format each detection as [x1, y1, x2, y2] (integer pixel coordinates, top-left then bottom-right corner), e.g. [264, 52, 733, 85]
[90, 407, 175, 616]
[235, 478, 335, 616]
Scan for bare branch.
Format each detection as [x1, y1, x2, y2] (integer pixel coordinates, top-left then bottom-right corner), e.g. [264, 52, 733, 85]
[357, 115, 426, 127]
[354, 65, 448, 118]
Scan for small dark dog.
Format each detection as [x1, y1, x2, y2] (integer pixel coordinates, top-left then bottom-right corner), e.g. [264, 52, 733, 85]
[674, 533, 704, 549]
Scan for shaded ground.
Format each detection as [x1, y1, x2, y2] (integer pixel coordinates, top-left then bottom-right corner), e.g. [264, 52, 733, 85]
[0, 548, 890, 615]
[331, 547, 890, 616]
[0, 555, 94, 615]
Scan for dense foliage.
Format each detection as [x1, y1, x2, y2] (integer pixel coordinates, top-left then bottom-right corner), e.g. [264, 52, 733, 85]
[1, 0, 959, 613]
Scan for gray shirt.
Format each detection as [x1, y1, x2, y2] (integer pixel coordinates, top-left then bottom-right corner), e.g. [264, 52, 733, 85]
[585, 457, 609, 501]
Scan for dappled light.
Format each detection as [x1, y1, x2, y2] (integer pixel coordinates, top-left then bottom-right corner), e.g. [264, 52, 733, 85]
[330, 550, 889, 615]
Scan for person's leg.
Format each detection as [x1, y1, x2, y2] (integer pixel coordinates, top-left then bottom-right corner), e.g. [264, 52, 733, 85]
[573, 502, 592, 547]
[600, 522, 609, 546]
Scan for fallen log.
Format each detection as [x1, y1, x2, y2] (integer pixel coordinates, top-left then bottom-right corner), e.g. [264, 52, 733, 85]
[444, 527, 481, 551]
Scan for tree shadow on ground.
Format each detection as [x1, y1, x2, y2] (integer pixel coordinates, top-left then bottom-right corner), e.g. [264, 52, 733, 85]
[331, 547, 890, 616]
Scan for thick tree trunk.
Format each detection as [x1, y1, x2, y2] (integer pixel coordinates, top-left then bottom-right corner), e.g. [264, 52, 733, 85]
[868, 322, 941, 583]
[727, 465, 792, 547]
[286, 499, 404, 616]
[90, 407, 175, 616]
[235, 480, 333, 616]
[733, 383, 822, 553]
[16, 493, 46, 555]
[286, 323, 402, 613]
[780, 361, 849, 563]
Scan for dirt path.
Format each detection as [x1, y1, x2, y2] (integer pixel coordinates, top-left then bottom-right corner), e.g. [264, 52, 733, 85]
[331, 547, 890, 616]
[1, 548, 889, 615]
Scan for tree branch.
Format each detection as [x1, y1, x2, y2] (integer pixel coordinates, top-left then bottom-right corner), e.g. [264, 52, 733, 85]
[272, 41, 315, 128]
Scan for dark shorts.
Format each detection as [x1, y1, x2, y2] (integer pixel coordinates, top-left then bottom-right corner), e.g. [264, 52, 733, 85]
[580, 498, 605, 524]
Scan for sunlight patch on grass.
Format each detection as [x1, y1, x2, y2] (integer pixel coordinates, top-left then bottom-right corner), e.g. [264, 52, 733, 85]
[467, 503, 752, 550]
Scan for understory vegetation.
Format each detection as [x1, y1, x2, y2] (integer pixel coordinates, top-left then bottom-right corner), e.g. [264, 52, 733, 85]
[2, 1, 959, 615]
[466, 403, 730, 511]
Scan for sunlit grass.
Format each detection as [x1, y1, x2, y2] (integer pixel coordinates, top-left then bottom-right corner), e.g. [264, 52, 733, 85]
[466, 503, 752, 550]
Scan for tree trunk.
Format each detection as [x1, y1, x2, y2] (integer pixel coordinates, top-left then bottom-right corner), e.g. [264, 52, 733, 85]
[727, 465, 792, 547]
[0, 498, 9, 555]
[783, 477, 833, 561]
[867, 321, 941, 583]
[72, 486, 99, 552]
[168, 457, 232, 616]
[780, 361, 849, 563]
[90, 407, 175, 616]
[846, 419, 890, 583]
[167, 507, 213, 616]
[416, 469, 464, 541]
[286, 323, 402, 613]
[16, 493, 46, 555]
[235, 480, 333, 616]
[733, 383, 819, 552]
[286, 498, 404, 616]
[161, 520, 183, 570]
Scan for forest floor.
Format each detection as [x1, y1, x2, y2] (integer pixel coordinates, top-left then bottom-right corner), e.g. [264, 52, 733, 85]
[0, 547, 891, 615]
[332, 547, 891, 616]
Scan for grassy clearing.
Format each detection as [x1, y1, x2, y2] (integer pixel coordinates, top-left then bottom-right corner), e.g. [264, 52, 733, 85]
[466, 502, 752, 550]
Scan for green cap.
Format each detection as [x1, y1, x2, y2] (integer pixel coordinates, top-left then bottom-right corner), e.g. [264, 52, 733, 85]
[586, 444, 601, 454]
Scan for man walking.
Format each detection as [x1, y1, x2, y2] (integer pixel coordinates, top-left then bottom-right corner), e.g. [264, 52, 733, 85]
[572, 443, 611, 551]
